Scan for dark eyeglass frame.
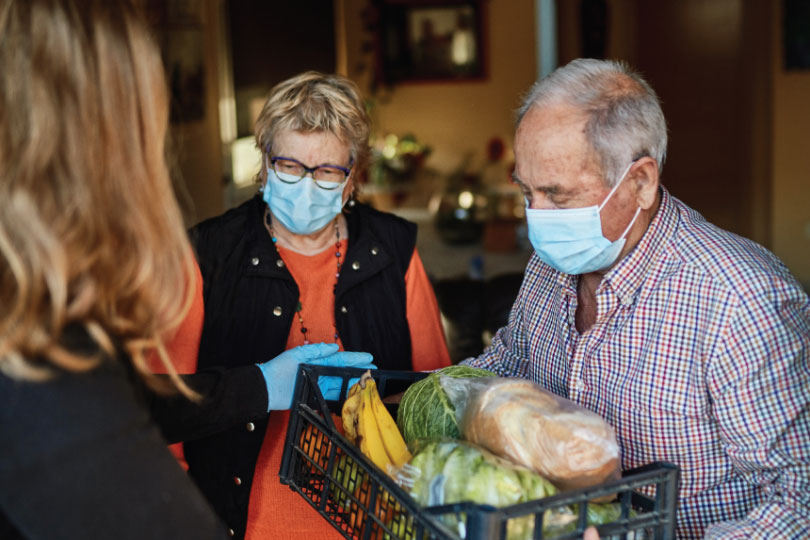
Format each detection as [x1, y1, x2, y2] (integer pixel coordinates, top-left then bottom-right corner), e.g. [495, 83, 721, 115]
[268, 155, 352, 190]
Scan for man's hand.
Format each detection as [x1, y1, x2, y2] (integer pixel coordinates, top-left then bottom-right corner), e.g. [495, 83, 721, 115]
[583, 526, 600, 540]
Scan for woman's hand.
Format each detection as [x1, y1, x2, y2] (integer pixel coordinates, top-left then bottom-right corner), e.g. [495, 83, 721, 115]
[257, 343, 375, 410]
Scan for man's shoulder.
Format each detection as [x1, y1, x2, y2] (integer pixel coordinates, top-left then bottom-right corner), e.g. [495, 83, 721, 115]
[521, 253, 564, 297]
[665, 198, 799, 299]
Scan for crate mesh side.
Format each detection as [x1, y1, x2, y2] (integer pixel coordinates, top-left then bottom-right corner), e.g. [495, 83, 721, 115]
[285, 366, 677, 540]
[290, 413, 444, 539]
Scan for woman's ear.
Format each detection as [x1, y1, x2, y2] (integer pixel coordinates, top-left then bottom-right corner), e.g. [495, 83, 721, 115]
[342, 177, 355, 206]
[631, 157, 660, 210]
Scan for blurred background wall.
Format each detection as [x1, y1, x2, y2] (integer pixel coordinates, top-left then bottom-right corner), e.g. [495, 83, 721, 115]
[165, 0, 810, 291]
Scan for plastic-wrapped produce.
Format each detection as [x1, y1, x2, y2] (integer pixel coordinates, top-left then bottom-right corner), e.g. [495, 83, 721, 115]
[407, 439, 570, 539]
[406, 440, 626, 540]
[396, 366, 496, 444]
[441, 377, 621, 492]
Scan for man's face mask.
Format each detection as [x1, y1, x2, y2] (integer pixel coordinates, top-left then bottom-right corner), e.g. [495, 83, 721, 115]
[525, 161, 641, 275]
[262, 168, 347, 235]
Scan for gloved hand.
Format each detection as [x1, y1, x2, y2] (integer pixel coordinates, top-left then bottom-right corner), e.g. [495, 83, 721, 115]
[257, 343, 376, 411]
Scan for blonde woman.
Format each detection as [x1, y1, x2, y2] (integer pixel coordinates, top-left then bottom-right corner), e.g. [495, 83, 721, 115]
[0, 2, 370, 539]
[186, 72, 451, 539]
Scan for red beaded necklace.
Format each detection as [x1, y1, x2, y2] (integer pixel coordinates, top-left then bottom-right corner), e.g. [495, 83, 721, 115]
[265, 211, 343, 344]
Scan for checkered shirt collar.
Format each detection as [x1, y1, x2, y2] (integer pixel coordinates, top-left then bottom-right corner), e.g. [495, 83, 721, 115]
[552, 187, 676, 301]
[552, 187, 675, 307]
[603, 187, 676, 303]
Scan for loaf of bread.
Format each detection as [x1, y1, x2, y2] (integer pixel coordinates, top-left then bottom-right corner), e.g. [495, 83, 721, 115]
[461, 378, 620, 492]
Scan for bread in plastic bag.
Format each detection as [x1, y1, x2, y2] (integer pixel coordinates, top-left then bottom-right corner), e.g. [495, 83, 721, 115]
[440, 376, 621, 492]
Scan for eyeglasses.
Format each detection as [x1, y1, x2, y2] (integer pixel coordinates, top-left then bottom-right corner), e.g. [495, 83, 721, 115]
[268, 156, 352, 190]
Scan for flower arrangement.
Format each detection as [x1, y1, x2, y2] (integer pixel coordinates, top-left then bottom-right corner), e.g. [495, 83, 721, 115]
[368, 133, 432, 186]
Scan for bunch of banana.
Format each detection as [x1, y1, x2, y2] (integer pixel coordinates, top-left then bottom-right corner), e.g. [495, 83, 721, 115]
[342, 371, 412, 477]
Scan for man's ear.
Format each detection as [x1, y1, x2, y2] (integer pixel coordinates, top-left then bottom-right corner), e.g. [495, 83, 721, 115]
[630, 157, 660, 210]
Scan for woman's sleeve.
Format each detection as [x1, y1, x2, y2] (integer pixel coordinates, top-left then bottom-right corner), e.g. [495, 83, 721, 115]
[404, 249, 452, 371]
[0, 364, 229, 540]
[146, 365, 268, 444]
[147, 254, 205, 467]
[147, 253, 204, 375]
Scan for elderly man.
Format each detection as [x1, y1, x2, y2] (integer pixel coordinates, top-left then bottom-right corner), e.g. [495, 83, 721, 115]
[463, 58, 810, 539]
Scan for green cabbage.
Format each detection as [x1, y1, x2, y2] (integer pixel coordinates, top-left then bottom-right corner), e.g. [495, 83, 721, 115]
[405, 440, 630, 540]
[396, 366, 495, 444]
[406, 440, 563, 540]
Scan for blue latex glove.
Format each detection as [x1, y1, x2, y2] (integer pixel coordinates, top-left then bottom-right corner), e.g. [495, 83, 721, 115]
[257, 343, 375, 411]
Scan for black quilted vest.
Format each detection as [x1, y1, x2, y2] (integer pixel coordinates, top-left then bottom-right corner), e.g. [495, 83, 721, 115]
[185, 195, 416, 538]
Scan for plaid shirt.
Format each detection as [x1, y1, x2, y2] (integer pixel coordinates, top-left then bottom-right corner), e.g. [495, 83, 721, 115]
[463, 188, 810, 539]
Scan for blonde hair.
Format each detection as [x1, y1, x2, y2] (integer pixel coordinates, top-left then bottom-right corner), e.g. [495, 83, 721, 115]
[254, 71, 370, 184]
[0, 0, 195, 396]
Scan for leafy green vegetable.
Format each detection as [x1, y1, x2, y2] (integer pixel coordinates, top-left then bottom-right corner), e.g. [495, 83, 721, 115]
[407, 440, 566, 540]
[543, 502, 630, 539]
[586, 502, 623, 525]
[396, 366, 495, 444]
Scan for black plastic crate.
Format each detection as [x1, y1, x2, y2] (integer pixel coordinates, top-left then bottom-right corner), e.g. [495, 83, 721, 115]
[280, 365, 679, 540]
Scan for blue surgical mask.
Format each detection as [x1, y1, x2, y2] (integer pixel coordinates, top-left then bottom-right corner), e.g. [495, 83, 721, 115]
[262, 168, 347, 235]
[526, 162, 641, 275]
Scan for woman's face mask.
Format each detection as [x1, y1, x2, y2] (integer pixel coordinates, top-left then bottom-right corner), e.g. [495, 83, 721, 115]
[262, 168, 347, 235]
[526, 162, 641, 275]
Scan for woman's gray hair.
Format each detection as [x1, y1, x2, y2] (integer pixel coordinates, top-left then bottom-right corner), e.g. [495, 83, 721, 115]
[517, 59, 667, 186]
[254, 71, 370, 185]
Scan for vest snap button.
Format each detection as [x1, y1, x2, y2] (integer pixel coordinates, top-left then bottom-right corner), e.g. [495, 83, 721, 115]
[276, 259, 285, 268]
[250, 257, 259, 266]
[273, 306, 282, 316]
[340, 306, 348, 314]
[351, 261, 360, 271]
[371, 247, 379, 255]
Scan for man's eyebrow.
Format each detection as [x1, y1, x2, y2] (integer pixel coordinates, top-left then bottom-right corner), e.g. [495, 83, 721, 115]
[512, 173, 565, 196]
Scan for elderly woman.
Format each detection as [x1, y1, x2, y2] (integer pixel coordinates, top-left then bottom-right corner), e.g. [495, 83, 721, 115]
[185, 72, 451, 539]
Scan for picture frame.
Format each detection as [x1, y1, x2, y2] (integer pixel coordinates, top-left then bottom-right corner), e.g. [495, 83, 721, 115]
[784, 0, 810, 70]
[374, 0, 487, 84]
[145, 0, 206, 123]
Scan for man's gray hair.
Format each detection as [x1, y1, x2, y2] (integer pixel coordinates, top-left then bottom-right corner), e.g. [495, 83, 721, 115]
[517, 59, 667, 186]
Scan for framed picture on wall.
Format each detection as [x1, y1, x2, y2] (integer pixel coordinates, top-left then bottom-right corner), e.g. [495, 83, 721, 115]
[145, 0, 206, 123]
[784, 0, 810, 70]
[375, 0, 487, 84]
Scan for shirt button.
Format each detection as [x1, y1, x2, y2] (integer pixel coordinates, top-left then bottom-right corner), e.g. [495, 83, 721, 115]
[621, 296, 633, 307]
[250, 257, 259, 266]
[351, 261, 360, 271]
[273, 306, 282, 316]
[234, 476, 242, 486]
[576, 380, 586, 391]
[340, 306, 348, 314]
[371, 247, 379, 255]
[246, 422, 255, 432]
[276, 259, 285, 268]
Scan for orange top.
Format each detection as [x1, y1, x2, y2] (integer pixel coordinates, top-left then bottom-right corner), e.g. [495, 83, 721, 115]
[244, 241, 450, 540]
[147, 257, 205, 470]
